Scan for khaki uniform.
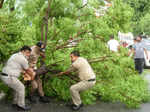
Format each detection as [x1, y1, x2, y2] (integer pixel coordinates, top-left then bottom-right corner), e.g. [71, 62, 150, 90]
[29, 46, 41, 69]
[69, 57, 96, 106]
[28, 46, 44, 97]
[0, 52, 29, 107]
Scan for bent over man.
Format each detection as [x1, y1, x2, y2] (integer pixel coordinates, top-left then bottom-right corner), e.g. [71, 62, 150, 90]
[59, 51, 96, 111]
[0, 46, 33, 111]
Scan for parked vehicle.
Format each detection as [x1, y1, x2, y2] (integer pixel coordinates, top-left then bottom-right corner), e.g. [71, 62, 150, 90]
[142, 39, 150, 68]
[118, 31, 134, 48]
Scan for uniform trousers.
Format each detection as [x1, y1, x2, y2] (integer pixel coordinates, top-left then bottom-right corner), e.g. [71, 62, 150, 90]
[31, 76, 44, 96]
[70, 80, 96, 106]
[0, 75, 25, 107]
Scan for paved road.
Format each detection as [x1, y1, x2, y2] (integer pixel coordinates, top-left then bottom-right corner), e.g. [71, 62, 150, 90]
[0, 99, 150, 112]
[0, 74, 150, 112]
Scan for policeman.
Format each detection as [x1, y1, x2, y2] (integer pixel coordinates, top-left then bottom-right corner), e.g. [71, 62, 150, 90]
[28, 41, 49, 103]
[59, 51, 96, 110]
[0, 46, 33, 111]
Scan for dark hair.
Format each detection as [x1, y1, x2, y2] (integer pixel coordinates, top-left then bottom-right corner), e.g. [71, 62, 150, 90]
[20, 45, 32, 52]
[71, 51, 80, 57]
[110, 35, 114, 39]
[36, 41, 44, 48]
[137, 35, 142, 39]
[133, 38, 137, 40]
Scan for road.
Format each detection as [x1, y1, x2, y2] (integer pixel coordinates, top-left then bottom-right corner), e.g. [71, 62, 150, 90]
[0, 74, 150, 112]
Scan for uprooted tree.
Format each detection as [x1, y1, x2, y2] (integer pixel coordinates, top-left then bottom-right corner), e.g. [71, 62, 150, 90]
[0, 0, 150, 108]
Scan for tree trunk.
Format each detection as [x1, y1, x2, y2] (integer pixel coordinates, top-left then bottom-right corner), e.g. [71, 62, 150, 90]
[0, 0, 4, 9]
[35, 64, 61, 76]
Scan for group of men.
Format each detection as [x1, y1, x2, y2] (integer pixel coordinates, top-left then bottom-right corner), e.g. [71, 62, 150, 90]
[107, 35, 148, 74]
[0, 42, 96, 111]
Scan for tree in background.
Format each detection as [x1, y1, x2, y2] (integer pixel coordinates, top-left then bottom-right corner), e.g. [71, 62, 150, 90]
[124, 0, 150, 35]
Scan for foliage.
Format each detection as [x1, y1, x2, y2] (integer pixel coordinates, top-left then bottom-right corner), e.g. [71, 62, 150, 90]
[134, 13, 150, 35]
[124, 0, 150, 35]
[0, 12, 25, 62]
[124, 0, 150, 21]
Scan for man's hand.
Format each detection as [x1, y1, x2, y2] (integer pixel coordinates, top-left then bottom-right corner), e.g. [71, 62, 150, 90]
[23, 68, 36, 81]
[147, 55, 149, 60]
[40, 52, 46, 59]
[58, 72, 65, 76]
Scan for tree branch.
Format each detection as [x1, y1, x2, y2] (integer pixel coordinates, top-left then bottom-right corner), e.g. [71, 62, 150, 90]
[88, 56, 111, 63]
[44, 0, 52, 47]
[55, 30, 90, 50]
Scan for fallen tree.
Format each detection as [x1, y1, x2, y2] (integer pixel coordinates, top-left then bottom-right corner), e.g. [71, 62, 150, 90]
[0, 0, 150, 108]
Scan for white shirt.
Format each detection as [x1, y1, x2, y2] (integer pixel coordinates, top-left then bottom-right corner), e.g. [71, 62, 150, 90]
[107, 39, 119, 52]
[2, 52, 29, 77]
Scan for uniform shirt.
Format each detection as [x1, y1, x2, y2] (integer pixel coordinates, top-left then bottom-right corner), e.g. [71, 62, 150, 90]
[68, 57, 96, 81]
[28, 46, 41, 68]
[2, 52, 29, 77]
[107, 39, 119, 52]
[133, 42, 145, 59]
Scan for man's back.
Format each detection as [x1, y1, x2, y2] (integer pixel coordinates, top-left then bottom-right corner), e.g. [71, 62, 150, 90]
[2, 52, 28, 77]
[107, 39, 119, 52]
[72, 57, 95, 81]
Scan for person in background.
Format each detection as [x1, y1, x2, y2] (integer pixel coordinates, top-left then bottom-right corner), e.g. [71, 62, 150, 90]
[129, 35, 148, 74]
[107, 35, 120, 52]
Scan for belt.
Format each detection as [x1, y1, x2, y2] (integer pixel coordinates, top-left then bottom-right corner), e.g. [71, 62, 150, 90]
[0, 73, 8, 77]
[88, 78, 95, 82]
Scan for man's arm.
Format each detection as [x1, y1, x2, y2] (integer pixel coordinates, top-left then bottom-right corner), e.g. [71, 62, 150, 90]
[117, 45, 120, 52]
[40, 52, 46, 59]
[128, 48, 135, 57]
[21, 58, 36, 80]
[59, 65, 76, 76]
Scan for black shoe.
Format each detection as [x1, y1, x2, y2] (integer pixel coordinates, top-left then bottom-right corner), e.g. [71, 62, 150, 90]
[39, 96, 50, 103]
[66, 102, 74, 107]
[16, 105, 31, 111]
[12, 104, 17, 108]
[71, 103, 83, 111]
[29, 96, 37, 103]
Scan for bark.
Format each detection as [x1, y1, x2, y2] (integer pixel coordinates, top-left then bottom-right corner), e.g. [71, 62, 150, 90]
[0, 0, 4, 9]
[35, 63, 62, 76]
[40, 1, 52, 83]
[41, 22, 44, 41]
[41, 0, 52, 47]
